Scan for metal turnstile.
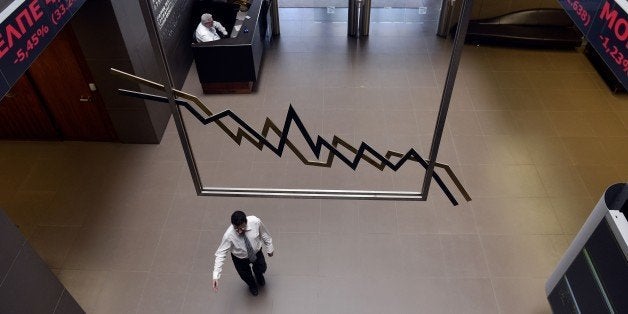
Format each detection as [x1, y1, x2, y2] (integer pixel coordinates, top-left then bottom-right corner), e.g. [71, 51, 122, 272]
[270, 0, 280, 36]
[437, 0, 454, 37]
[348, 0, 371, 36]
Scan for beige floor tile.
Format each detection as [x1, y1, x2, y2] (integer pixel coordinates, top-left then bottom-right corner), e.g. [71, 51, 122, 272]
[476, 110, 518, 135]
[461, 70, 498, 90]
[64, 227, 119, 270]
[316, 276, 364, 314]
[549, 112, 596, 137]
[179, 274, 230, 314]
[549, 197, 596, 234]
[468, 88, 505, 111]
[416, 110, 439, 136]
[136, 272, 190, 314]
[266, 276, 318, 314]
[481, 235, 561, 278]
[484, 135, 533, 165]
[587, 111, 628, 137]
[526, 70, 567, 91]
[0, 158, 35, 192]
[18, 159, 97, 192]
[379, 87, 414, 110]
[399, 234, 445, 276]
[411, 87, 440, 111]
[248, 162, 287, 188]
[38, 188, 97, 227]
[440, 234, 489, 277]
[561, 137, 611, 165]
[433, 200, 478, 234]
[165, 195, 212, 230]
[318, 233, 360, 277]
[566, 89, 614, 112]
[472, 197, 562, 235]
[283, 162, 324, 189]
[357, 233, 404, 277]
[93, 271, 148, 314]
[575, 164, 626, 199]
[201, 202, 234, 230]
[511, 111, 558, 137]
[396, 200, 439, 234]
[562, 72, 601, 91]
[536, 165, 590, 197]
[447, 110, 483, 136]
[2, 191, 56, 238]
[273, 232, 320, 276]
[445, 277, 499, 314]
[150, 228, 201, 273]
[599, 137, 628, 165]
[501, 89, 545, 111]
[82, 192, 173, 229]
[494, 71, 533, 90]
[358, 201, 398, 233]
[453, 135, 492, 165]
[278, 199, 321, 233]
[29, 226, 80, 269]
[110, 227, 161, 271]
[57, 270, 108, 313]
[460, 165, 547, 198]
[522, 136, 572, 165]
[319, 200, 359, 234]
[492, 277, 552, 314]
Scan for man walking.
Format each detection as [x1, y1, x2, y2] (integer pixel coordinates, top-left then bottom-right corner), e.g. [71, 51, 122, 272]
[213, 210, 274, 296]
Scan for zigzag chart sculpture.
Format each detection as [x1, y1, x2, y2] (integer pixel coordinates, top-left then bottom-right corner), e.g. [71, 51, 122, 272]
[112, 68, 470, 205]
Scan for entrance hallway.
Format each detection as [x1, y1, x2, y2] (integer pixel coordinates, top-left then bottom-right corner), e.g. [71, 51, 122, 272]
[1, 7, 627, 314]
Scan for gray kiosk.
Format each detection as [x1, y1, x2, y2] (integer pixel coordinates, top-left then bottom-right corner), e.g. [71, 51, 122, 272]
[546, 183, 627, 313]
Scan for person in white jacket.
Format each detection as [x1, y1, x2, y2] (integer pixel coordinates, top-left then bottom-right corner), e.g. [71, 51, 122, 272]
[212, 210, 274, 296]
[195, 13, 228, 42]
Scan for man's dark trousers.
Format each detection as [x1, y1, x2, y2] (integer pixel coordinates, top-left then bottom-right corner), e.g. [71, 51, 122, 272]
[231, 250, 266, 288]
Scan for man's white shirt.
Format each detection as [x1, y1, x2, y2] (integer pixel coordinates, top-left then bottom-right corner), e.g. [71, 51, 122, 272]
[213, 215, 273, 279]
[195, 21, 227, 42]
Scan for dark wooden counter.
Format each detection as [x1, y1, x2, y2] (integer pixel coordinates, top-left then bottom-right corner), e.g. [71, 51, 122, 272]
[191, 0, 271, 93]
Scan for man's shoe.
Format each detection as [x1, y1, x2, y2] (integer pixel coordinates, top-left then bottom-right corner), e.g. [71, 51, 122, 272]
[249, 285, 259, 296]
[256, 275, 265, 287]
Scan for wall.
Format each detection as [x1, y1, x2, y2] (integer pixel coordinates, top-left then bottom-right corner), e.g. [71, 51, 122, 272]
[0, 209, 84, 314]
[70, 0, 194, 143]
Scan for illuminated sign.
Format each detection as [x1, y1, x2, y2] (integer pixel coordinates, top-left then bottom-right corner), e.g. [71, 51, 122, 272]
[0, 0, 85, 98]
[558, 0, 628, 89]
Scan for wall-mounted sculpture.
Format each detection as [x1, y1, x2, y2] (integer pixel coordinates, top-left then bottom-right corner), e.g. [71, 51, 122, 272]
[112, 68, 470, 205]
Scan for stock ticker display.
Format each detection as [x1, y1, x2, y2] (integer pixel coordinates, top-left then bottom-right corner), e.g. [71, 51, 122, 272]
[0, 0, 86, 98]
[559, 0, 628, 89]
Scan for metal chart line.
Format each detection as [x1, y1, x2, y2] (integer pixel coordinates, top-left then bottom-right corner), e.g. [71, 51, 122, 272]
[113, 70, 471, 205]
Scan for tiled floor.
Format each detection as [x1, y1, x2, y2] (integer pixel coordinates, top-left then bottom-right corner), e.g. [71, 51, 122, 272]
[1, 7, 627, 314]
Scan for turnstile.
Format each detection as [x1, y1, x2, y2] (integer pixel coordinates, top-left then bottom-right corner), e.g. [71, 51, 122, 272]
[348, 0, 371, 36]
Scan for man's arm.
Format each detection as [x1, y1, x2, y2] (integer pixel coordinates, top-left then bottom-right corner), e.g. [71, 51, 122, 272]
[259, 219, 274, 256]
[214, 21, 228, 36]
[212, 233, 232, 291]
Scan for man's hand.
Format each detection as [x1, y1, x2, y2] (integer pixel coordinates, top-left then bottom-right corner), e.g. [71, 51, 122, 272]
[212, 279, 219, 292]
[267, 252, 273, 257]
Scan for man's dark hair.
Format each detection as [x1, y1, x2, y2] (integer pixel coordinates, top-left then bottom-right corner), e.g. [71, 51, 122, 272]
[231, 210, 247, 226]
